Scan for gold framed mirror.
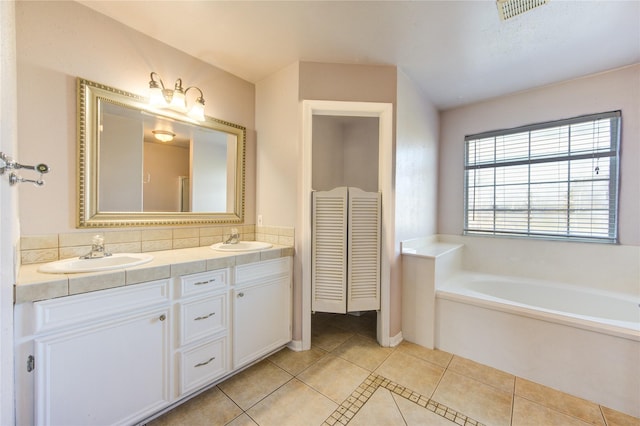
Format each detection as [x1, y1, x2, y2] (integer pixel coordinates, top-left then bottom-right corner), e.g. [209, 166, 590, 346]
[77, 78, 245, 227]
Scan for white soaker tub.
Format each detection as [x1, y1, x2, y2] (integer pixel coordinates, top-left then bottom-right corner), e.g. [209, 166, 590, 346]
[436, 272, 640, 417]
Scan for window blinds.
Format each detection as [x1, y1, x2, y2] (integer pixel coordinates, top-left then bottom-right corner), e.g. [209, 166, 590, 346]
[464, 111, 621, 243]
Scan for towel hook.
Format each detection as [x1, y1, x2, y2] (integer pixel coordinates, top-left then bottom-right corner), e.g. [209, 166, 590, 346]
[0, 152, 50, 186]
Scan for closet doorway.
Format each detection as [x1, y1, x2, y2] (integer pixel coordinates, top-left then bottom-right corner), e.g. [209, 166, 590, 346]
[301, 100, 393, 350]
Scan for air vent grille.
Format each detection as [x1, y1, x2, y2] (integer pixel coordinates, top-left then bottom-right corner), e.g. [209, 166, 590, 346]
[497, 0, 549, 20]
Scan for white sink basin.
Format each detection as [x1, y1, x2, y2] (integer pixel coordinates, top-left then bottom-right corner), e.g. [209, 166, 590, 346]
[211, 241, 273, 252]
[38, 253, 154, 274]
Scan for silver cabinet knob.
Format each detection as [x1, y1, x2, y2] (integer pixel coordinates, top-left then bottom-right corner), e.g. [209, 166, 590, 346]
[237, 292, 245, 298]
[159, 314, 166, 321]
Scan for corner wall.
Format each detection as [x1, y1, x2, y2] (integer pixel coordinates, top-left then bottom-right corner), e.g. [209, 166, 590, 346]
[255, 62, 301, 338]
[256, 62, 401, 341]
[394, 70, 440, 336]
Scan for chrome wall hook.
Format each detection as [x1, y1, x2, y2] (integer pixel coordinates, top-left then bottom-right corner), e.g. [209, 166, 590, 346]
[9, 173, 45, 187]
[1, 152, 50, 186]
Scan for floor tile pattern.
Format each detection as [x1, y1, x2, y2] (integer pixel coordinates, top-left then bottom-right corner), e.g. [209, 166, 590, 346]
[322, 372, 484, 426]
[147, 311, 640, 426]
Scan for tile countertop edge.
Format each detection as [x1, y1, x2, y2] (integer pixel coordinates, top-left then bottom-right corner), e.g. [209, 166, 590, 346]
[15, 245, 294, 304]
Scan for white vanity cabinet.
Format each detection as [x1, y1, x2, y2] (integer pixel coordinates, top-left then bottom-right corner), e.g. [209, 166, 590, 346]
[28, 279, 171, 426]
[175, 269, 230, 396]
[233, 257, 292, 368]
[15, 255, 292, 426]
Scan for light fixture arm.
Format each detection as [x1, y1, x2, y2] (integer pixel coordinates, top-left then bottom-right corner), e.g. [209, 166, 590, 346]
[149, 72, 165, 91]
[173, 78, 184, 95]
[147, 72, 207, 120]
[185, 86, 205, 105]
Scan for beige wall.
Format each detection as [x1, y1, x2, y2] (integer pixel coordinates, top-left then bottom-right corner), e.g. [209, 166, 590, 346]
[255, 62, 301, 337]
[16, 1, 255, 235]
[143, 142, 189, 212]
[312, 116, 379, 192]
[299, 61, 397, 103]
[439, 65, 640, 246]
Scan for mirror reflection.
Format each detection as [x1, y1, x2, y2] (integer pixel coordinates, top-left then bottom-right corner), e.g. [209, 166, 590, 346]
[100, 101, 236, 213]
[77, 78, 246, 227]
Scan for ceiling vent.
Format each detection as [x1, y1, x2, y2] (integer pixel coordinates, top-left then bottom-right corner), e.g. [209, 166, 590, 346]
[497, 0, 549, 20]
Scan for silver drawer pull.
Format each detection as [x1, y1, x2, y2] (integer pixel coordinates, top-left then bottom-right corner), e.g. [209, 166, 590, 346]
[194, 278, 217, 286]
[194, 357, 216, 368]
[194, 312, 216, 321]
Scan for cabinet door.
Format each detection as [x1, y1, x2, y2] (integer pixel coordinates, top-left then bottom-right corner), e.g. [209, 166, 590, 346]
[233, 277, 291, 368]
[34, 307, 170, 426]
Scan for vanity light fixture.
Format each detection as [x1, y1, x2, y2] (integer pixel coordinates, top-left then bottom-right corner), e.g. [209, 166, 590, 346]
[148, 72, 206, 121]
[151, 130, 176, 143]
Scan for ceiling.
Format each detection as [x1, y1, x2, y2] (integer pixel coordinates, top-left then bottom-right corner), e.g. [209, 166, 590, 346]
[79, 0, 639, 110]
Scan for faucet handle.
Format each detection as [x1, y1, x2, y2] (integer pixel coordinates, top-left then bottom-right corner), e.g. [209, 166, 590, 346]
[92, 235, 104, 247]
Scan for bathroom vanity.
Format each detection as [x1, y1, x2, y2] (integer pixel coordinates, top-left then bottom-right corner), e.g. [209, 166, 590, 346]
[14, 246, 292, 426]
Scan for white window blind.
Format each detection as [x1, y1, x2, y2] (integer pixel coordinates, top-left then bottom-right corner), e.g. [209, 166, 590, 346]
[464, 111, 621, 243]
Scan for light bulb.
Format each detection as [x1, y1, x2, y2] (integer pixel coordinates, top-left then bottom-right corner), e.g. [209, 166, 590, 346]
[149, 86, 166, 106]
[188, 99, 205, 121]
[170, 91, 186, 110]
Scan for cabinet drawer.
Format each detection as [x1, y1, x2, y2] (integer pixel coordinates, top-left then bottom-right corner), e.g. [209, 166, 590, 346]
[34, 279, 169, 333]
[235, 257, 290, 285]
[179, 294, 227, 345]
[179, 337, 227, 395]
[179, 269, 228, 297]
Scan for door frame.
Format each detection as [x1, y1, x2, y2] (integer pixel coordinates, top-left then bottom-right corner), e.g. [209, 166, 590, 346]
[300, 100, 393, 349]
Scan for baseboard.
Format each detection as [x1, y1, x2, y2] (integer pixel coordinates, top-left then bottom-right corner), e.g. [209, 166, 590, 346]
[389, 331, 403, 347]
[287, 339, 304, 352]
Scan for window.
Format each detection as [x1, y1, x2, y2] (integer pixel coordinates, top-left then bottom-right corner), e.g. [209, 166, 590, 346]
[464, 111, 621, 243]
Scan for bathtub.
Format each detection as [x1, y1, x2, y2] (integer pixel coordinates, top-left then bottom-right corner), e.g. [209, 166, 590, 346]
[436, 272, 640, 417]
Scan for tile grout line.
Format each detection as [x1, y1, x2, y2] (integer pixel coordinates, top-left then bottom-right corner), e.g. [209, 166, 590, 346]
[321, 372, 486, 426]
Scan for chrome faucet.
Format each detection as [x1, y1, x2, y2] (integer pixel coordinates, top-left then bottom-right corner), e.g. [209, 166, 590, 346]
[81, 235, 112, 259]
[224, 228, 240, 244]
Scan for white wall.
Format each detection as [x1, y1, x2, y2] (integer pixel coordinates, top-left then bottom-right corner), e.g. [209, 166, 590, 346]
[439, 65, 640, 246]
[16, 1, 255, 235]
[0, 2, 17, 423]
[394, 70, 440, 335]
[395, 71, 440, 242]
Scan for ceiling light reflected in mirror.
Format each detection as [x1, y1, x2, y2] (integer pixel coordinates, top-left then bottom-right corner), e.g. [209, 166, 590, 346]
[151, 129, 175, 143]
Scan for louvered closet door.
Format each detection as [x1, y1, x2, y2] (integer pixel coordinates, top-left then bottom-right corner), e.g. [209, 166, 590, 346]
[312, 187, 348, 314]
[347, 188, 381, 312]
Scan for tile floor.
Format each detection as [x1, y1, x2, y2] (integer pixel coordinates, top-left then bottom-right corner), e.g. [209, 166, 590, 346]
[147, 312, 639, 426]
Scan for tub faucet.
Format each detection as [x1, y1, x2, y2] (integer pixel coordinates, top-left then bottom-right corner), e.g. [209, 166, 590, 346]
[224, 228, 240, 244]
[81, 235, 112, 259]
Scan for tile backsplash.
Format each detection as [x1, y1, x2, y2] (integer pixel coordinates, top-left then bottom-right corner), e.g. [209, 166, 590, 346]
[20, 225, 295, 265]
